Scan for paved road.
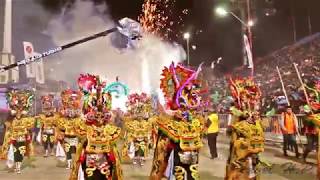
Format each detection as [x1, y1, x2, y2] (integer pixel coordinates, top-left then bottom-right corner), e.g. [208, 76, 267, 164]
[0, 135, 317, 180]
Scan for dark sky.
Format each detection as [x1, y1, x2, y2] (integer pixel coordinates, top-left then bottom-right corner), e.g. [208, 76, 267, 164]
[27, 0, 320, 73]
[101, 0, 320, 72]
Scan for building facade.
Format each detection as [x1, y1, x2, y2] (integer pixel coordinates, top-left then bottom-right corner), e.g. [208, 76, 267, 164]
[0, 0, 19, 84]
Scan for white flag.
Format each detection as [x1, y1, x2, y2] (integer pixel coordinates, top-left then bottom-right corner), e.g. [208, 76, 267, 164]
[243, 35, 253, 69]
[34, 52, 45, 84]
[23, 41, 36, 77]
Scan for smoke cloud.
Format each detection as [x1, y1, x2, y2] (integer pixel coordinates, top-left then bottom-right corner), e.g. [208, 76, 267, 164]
[45, 0, 186, 93]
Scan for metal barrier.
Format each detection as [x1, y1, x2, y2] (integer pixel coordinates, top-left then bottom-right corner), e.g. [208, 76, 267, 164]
[218, 114, 306, 134]
[218, 114, 230, 128]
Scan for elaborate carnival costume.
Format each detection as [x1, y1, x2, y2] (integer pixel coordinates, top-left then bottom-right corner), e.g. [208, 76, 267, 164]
[303, 80, 320, 178]
[56, 89, 82, 169]
[121, 93, 152, 166]
[38, 94, 59, 157]
[1, 90, 34, 174]
[70, 74, 122, 180]
[225, 78, 265, 180]
[150, 63, 205, 180]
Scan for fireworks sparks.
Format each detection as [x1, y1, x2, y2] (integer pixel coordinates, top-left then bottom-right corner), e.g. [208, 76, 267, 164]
[138, 0, 189, 39]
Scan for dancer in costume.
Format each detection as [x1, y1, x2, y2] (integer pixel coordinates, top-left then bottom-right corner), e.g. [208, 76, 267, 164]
[150, 62, 205, 180]
[225, 78, 265, 180]
[302, 80, 320, 178]
[38, 94, 59, 157]
[56, 89, 82, 169]
[0, 90, 34, 174]
[122, 93, 152, 166]
[70, 74, 122, 180]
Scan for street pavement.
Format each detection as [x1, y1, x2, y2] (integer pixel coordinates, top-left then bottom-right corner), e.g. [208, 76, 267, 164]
[0, 134, 317, 180]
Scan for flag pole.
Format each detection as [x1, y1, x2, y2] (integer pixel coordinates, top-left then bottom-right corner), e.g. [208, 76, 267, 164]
[0, 17, 142, 72]
[276, 66, 290, 106]
[0, 28, 117, 72]
[34, 62, 37, 116]
[293, 63, 311, 106]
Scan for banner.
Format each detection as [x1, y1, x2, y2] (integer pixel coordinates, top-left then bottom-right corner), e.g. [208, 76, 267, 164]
[10, 55, 19, 83]
[34, 52, 45, 84]
[23, 41, 35, 77]
[243, 34, 253, 69]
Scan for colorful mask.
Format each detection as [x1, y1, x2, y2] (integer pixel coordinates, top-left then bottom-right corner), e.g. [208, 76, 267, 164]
[41, 94, 55, 114]
[60, 89, 82, 118]
[78, 74, 112, 125]
[7, 89, 34, 116]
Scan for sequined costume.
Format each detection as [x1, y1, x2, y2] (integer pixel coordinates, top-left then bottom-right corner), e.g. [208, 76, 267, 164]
[56, 89, 82, 169]
[121, 93, 153, 165]
[38, 94, 59, 157]
[70, 74, 122, 180]
[225, 78, 265, 180]
[150, 63, 205, 180]
[303, 80, 320, 178]
[0, 90, 34, 174]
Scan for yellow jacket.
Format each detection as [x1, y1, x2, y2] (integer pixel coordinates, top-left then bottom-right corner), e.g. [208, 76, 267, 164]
[207, 113, 219, 134]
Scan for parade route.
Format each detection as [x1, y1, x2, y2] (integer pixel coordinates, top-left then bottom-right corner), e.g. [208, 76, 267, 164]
[0, 0, 320, 180]
[0, 136, 317, 180]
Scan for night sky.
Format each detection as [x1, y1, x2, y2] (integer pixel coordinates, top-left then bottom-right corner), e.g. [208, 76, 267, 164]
[31, 0, 320, 72]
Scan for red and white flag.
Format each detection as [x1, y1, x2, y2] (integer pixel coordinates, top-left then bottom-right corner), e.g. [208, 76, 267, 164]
[23, 42, 45, 83]
[243, 34, 253, 69]
[23, 41, 35, 77]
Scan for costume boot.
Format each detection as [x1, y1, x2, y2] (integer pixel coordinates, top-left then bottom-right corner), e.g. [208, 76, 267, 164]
[66, 159, 72, 169]
[44, 149, 48, 157]
[50, 148, 54, 156]
[15, 162, 21, 174]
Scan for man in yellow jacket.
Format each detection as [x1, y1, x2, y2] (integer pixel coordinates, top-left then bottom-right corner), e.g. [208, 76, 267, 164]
[206, 112, 219, 159]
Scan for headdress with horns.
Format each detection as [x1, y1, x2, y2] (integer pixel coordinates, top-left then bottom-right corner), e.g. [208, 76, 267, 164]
[160, 62, 203, 111]
[78, 74, 112, 125]
[229, 77, 261, 115]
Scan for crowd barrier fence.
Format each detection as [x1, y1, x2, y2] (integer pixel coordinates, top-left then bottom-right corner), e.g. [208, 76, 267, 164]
[218, 114, 306, 135]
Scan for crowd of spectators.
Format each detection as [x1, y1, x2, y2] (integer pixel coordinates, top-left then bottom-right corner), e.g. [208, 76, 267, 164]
[208, 33, 320, 114]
